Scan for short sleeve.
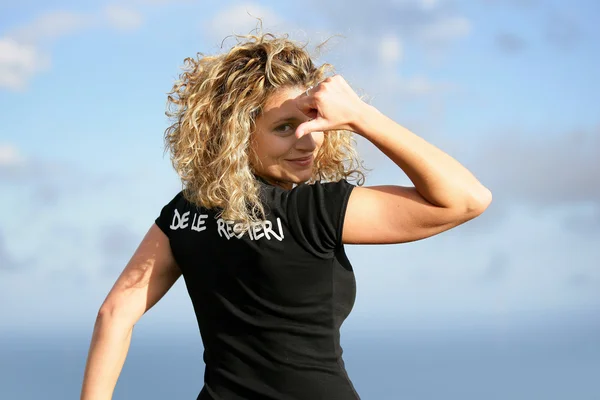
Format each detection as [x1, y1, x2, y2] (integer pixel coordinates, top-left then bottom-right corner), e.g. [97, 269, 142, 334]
[285, 180, 355, 255]
[154, 191, 184, 237]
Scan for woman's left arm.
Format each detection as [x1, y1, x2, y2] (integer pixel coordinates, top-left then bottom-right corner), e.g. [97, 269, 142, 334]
[296, 75, 492, 244]
[342, 104, 491, 244]
[351, 102, 492, 210]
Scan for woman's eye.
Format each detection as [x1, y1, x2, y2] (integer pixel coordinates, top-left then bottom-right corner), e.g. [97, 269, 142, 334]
[274, 123, 293, 133]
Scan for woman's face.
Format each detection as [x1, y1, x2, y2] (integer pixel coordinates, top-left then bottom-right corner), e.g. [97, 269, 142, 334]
[251, 86, 324, 190]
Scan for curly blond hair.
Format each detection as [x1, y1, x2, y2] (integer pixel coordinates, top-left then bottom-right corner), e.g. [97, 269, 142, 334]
[164, 32, 365, 227]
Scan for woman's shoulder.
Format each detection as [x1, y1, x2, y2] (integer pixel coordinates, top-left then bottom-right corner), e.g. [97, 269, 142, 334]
[288, 179, 355, 200]
[258, 179, 355, 207]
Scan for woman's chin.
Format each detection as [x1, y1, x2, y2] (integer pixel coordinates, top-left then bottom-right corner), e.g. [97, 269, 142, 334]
[288, 171, 313, 184]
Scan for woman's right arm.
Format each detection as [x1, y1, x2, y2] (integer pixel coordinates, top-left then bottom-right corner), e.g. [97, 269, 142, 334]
[80, 224, 181, 400]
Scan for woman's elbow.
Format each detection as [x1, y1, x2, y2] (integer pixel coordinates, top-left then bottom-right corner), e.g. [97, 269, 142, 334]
[466, 186, 493, 216]
[96, 303, 140, 329]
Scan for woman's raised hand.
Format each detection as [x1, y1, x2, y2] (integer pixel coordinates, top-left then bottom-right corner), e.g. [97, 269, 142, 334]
[294, 75, 368, 138]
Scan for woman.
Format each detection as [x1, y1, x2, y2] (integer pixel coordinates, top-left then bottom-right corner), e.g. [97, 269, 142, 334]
[81, 33, 491, 400]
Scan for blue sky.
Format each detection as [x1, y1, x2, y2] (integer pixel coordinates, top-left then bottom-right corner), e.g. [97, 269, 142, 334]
[1, 0, 599, 339]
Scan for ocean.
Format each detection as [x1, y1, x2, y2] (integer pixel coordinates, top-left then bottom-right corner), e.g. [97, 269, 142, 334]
[1, 321, 599, 400]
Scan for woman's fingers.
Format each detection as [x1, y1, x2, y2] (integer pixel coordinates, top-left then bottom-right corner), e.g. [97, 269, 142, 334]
[295, 90, 318, 116]
[294, 87, 324, 137]
[295, 117, 330, 138]
[294, 75, 362, 137]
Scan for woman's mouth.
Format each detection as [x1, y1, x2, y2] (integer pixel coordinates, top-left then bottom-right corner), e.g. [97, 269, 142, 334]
[286, 155, 313, 167]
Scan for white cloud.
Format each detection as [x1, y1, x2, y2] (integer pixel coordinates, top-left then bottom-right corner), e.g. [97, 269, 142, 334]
[0, 38, 48, 90]
[302, 0, 470, 55]
[8, 11, 94, 45]
[391, 0, 442, 10]
[0, 231, 22, 271]
[420, 0, 440, 10]
[418, 15, 471, 46]
[206, 3, 284, 43]
[129, 0, 193, 4]
[378, 34, 403, 66]
[0, 144, 26, 167]
[1, 7, 144, 91]
[401, 74, 456, 97]
[476, 127, 600, 207]
[104, 5, 143, 31]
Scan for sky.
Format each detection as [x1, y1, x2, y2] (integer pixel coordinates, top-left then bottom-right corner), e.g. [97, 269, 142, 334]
[1, 0, 599, 343]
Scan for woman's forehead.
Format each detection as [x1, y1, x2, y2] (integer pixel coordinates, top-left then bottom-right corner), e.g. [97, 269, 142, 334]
[263, 86, 305, 112]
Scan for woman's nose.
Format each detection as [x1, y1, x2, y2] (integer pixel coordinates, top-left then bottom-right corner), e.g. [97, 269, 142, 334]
[295, 132, 317, 151]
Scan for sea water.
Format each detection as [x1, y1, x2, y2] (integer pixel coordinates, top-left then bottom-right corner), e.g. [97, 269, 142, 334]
[1, 320, 599, 400]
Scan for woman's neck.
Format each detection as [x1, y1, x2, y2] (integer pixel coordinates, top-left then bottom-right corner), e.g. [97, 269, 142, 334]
[255, 174, 295, 190]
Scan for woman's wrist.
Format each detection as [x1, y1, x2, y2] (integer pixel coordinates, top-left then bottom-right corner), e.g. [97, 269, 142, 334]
[350, 103, 395, 142]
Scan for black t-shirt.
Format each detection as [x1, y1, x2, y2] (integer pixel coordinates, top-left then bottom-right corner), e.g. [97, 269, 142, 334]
[155, 178, 360, 400]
